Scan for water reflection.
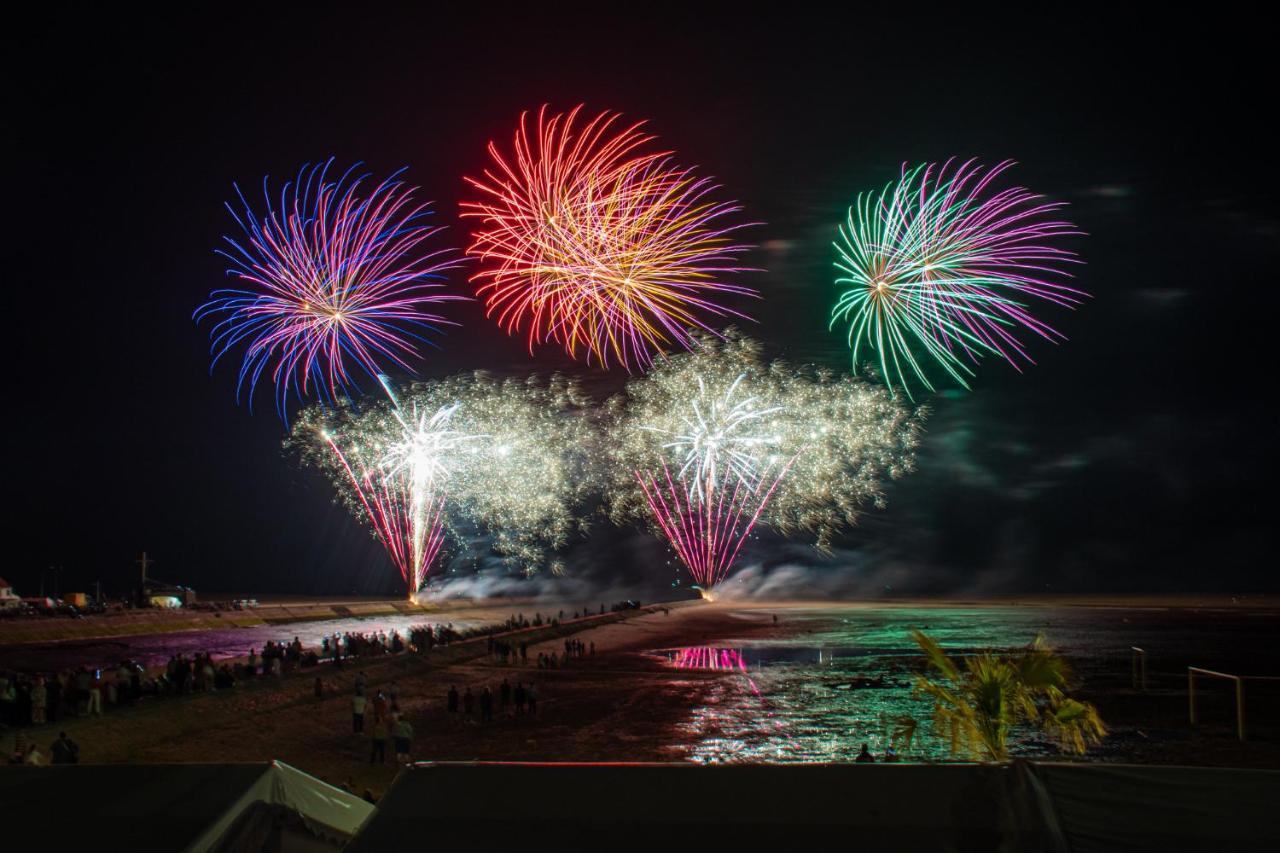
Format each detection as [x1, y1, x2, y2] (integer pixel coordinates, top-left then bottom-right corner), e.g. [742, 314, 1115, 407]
[654, 606, 1171, 763]
[667, 647, 750, 672]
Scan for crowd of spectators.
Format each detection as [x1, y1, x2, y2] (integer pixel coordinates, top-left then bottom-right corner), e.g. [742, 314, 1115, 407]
[4, 599, 647, 767]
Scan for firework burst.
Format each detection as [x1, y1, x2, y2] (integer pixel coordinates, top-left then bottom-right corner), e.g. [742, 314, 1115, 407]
[831, 159, 1085, 397]
[638, 460, 792, 593]
[290, 372, 594, 595]
[196, 159, 465, 420]
[606, 334, 920, 592]
[462, 105, 758, 371]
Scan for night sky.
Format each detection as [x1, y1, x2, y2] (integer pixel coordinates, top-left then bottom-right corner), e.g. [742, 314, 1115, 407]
[13, 9, 1275, 599]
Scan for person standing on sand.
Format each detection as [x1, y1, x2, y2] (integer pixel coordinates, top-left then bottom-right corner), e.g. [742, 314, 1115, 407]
[31, 678, 47, 725]
[392, 716, 413, 764]
[527, 682, 537, 716]
[352, 693, 366, 734]
[74, 668, 90, 715]
[48, 674, 64, 720]
[369, 716, 388, 764]
[500, 678, 511, 714]
[87, 671, 103, 716]
[447, 685, 459, 713]
[480, 686, 493, 722]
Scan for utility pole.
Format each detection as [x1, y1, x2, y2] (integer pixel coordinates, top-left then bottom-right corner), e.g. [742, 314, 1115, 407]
[136, 551, 153, 587]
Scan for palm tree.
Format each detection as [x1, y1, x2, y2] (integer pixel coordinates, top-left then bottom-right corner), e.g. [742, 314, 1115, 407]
[911, 629, 1106, 761]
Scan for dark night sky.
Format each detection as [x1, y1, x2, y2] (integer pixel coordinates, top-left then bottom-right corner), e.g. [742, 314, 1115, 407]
[11, 9, 1276, 598]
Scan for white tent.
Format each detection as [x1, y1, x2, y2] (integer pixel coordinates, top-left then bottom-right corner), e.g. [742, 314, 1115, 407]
[0, 761, 373, 851]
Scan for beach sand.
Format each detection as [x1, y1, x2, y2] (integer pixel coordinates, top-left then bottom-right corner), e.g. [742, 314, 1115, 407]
[8, 598, 1278, 799]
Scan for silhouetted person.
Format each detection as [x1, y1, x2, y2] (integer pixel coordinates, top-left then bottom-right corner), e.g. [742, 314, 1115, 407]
[447, 685, 459, 713]
[369, 716, 388, 764]
[855, 743, 875, 763]
[352, 693, 366, 734]
[50, 732, 79, 765]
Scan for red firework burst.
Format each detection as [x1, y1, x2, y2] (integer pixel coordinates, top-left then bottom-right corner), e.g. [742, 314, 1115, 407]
[462, 105, 758, 371]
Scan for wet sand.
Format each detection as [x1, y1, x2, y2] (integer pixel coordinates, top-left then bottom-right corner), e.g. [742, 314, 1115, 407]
[8, 599, 1278, 799]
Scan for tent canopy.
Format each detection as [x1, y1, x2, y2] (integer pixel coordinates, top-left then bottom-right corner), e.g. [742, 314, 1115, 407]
[0, 761, 372, 852]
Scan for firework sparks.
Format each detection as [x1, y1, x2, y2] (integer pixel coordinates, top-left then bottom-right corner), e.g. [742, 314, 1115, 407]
[319, 422, 450, 595]
[638, 460, 791, 593]
[196, 159, 465, 420]
[291, 373, 594, 595]
[642, 373, 783, 504]
[831, 159, 1085, 397]
[606, 334, 920, 592]
[462, 105, 759, 371]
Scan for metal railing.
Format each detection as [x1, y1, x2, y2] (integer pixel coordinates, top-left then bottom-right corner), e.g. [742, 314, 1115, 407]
[1187, 666, 1280, 742]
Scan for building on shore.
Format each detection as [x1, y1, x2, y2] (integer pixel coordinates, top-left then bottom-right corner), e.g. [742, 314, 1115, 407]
[139, 578, 196, 608]
[0, 577, 20, 611]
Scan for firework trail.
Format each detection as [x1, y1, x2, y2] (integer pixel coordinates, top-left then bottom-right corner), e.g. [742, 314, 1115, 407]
[196, 159, 465, 420]
[607, 334, 920, 593]
[638, 461, 791, 593]
[320, 423, 449, 595]
[462, 105, 758, 371]
[831, 159, 1085, 397]
[291, 373, 594, 595]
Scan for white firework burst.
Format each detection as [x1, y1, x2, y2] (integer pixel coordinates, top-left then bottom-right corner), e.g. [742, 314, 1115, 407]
[644, 373, 782, 503]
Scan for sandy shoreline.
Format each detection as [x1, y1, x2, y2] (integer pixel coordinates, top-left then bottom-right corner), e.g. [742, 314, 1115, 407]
[0, 596, 558, 648]
[3, 603, 757, 793]
[5, 592, 1273, 650]
[6, 600, 1276, 800]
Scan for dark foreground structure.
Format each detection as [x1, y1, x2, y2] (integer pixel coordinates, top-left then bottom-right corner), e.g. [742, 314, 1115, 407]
[3, 761, 1277, 851]
[0, 761, 371, 851]
[350, 762, 1279, 853]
